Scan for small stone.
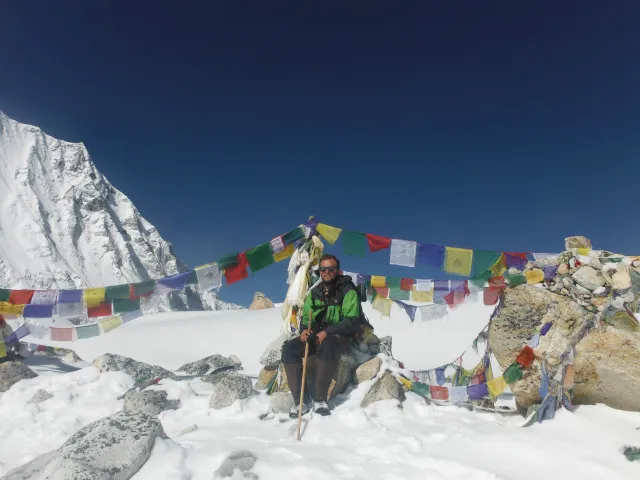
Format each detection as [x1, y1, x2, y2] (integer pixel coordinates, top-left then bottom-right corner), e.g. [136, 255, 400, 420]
[571, 283, 591, 296]
[557, 264, 569, 275]
[28, 389, 53, 404]
[124, 389, 180, 416]
[269, 391, 295, 413]
[92, 353, 179, 381]
[249, 292, 275, 311]
[209, 371, 255, 409]
[355, 357, 383, 384]
[565, 236, 592, 250]
[214, 450, 258, 479]
[562, 277, 574, 289]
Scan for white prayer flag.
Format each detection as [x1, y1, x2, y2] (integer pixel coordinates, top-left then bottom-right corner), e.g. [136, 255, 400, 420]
[120, 309, 143, 324]
[420, 304, 448, 322]
[390, 239, 417, 267]
[31, 290, 58, 305]
[195, 263, 222, 291]
[270, 236, 285, 254]
[449, 386, 469, 403]
[55, 302, 85, 319]
[415, 279, 434, 292]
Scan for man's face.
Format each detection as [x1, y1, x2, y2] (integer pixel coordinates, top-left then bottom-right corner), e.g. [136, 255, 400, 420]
[319, 259, 339, 283]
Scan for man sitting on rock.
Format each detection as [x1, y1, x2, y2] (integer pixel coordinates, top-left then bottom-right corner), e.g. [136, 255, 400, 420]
[282, 254, 365, 417]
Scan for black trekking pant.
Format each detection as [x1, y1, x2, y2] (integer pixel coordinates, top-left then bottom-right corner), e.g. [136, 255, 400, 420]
[282, 333, 342, 403]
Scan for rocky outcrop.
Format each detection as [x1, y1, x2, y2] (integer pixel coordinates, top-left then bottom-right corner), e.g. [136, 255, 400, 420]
[249, 292, 275, 311]
[355, 357, 383, 384]
[177, 354, 242, 376]
[2, 411, 166, 480]
[565, 236, 592, 250]
[259, 332, 294, 369]
[0, 362, 37, 392]
[361, 373, 405, 408]
[92, 353, 179, 381]
[208, 371, 255, 409]
[28, 389, 53, 404]
[123, 389, 180, 416]
[214, 451, 258, 480]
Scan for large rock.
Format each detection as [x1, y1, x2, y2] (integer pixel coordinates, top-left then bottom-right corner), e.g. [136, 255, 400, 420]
[355, 356, 383, 384]
[0, 361, 37, 392]
[259, 332, 294, 368]
[209, 371, 255, 409]
[602, 264, 632, 291]
[92, 353, 179, 381]
[565, 236, 592, 250]
[329, 354, 358, 398]
[249, 292, 275, 311]
[177, 354, 242, 376]
[572, 266, 605, 291]
[214, 450, 258, 479]
[269, 392, 295, 414]
[2, 411, 166, 480]
[123, 389, 180, 416]
[361, 373, 405, 408]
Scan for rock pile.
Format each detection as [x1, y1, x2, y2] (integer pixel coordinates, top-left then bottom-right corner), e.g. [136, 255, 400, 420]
[249, 292, 275, 311]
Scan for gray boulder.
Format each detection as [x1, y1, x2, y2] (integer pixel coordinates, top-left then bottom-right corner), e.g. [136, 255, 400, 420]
[177, 354, 242, 376]
[572, 266, 605, 291]
[123, 389, 180, 416]
[259, 332, 294, 368]
[214, 450, 257, 479]
[355, 357, 383, 384]
[0, 362, 37, 393]
[28, 389, 53, 404]
[269, 392, 295, 414]
[92, 353, 178, 381]
[378, 336, 393, 357]
[209, 371, 255, 409]
[2, 411, 166, 480]
[361, 373, 405, 408]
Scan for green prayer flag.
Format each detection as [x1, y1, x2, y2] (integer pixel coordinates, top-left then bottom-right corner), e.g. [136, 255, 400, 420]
[132, 280, 155, 297]
[0, 288, 9, 302]
[506, 272, 527, 287]
[411, 381, 431, 398]
[503, 363, 524, 384]
[282, 227, 305, 245]
[386, 277, 401, 289]
[217, 253, 239, 270]
[246, 243, 275, 273]
[76, 323, 101, 339]
[471, 250, 502, 278]
[389, 288, 410, 301]
[105, 284, 131, 301]
[186, 270, 198, 285]
[342, 231, 367, 258]
[113, 297, 141, 313]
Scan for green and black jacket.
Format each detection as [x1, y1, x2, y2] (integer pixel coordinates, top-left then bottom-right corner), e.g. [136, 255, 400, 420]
[300, 275, 362, 336]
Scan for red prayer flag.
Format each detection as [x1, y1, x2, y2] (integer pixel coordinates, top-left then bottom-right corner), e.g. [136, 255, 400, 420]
[9, 289, 35, 305]
[515, 346, 536, 368]
[504, 252, 528, 260]
[430, 385, 449, 400]
[445, 281, 469, 308]
[374, 287, 389, 298]
[224, 252, 248, 285]
[50, 327, 74, 341]
[469, 373, 485, 385]
[488, 276, 506, 289]
[366, 234, 391, 252]
[483, 286, 502, 305]
[400, 278, 414, 291]
[88, 302, 113, 318]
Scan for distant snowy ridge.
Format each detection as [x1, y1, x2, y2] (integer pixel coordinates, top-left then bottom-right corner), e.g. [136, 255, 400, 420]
[0, 111, 242, 312]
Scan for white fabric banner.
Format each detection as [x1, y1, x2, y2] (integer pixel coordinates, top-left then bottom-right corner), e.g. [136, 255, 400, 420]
[55, 302, 85, 319]
[31, 290, 58, 305]
[420, 304, 448, 322]
[415, 279, 434, 292]
[195, 263, 222, 291]
[449, 386, 469, 403]
[390, 239, 417, 267]
[270, 236, 285, 254]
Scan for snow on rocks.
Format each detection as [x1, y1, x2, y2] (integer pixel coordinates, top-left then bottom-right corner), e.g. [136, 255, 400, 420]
[92, 353, 178, 381]
[361, 372, 406, 408]
[27, 389, 53, 404]
[355, 356, 383, 384]
[214, 450, 258, 480]
[268, 392, 295, 413]
[206, 371, 255, 409]
[259, 331, 294, 369]
[0, 362, 37, 392]
[123, 390, 180, 417]
[177, 354, 242, 376]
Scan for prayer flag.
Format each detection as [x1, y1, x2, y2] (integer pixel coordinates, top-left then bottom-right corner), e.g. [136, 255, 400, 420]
[120, 309, 143, 324]
[577, 247, 591, 256]
[488, 276, 506, 288]
[539, 364, 549, 398]
[50, 327, 74, 342]
[342, 231, 367, 258]
[411, 287, 433, 302]
[503, 363, 524, 384]
[0, 341, 5, 358]
[445, 247, 473, 276]
[274, 243, 294, 262]
[366, 234, 391, 252]
[23, 304, 54, 319]
[30, 290, 58, 305]
[528, 333, 540, 348]
[0, 302, 25, 315]
[225, 252, 249, 285]
[374, 287, 389, 298]
[386, 277, 401, 289]
[532, 253, 558, 260]
[4, 323, 29, 344]
[417, 244, 445, 268]
[396, 301, 417, 322]
[9, 290, 34, 305]
[400, 278, 414, 291]
[415, 279, 434, 292]
[217, 253, 239, 270]
[504, 252, 529, 269]
[445, 280, 469, 307]
[467, 383, 489, 400]
[434, 280, 450, 292]
[435, 368, 446, 385]
[543, 265, 558, 280]
[195, 263, 222, 291]
[524, 269, 544, 284]
[389, 288, 410, 301]
[131, 280, 156, 298]
[156, 271, 194, 292]
[113, 298, 141, 314]
[84, 288, 106, 307]
[55, 302, 84, 319]
[58, 290, 83, 304]
[483, 287, 501, 305]
[487, 376, 507, 397]
[489, 254, 507, 277]
[515, 346, 536, 368]
[390, 239, 417, 267]
[449, 386, 469, 403]
[371, 276, 386, 288]
[0, 289, 9, 302]
[540, 322, 552, 336]
[430, 386, 449, 400]
[88, 302, 113, 318]
[420, 304, 448, 321]
[372, 297, 393, 316]
[269, 236, 285, 254]
[283, 227, 305, 245]
[27, 323, 49, 339]
[316, 224, 342, 245]
[471, 251, 502, 279]
[99, 315, 123, 334]
[505, 272, 527, 287]
[469, 373, 485, 385]
[76, 323, 101, 339]
[246, 243, 275, 273]
[105, 284, 131, 301]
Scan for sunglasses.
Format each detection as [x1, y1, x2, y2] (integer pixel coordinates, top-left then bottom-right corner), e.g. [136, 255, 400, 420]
[319, 266, 338, 273]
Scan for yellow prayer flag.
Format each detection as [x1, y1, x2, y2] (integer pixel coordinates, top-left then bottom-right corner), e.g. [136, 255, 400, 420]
[397, 376, 412, 390]
[371, 275, 386, 288]
[444, 247, 473, 276]
[273, 244, 294, 263]
[99, 315, 123, 334]
[316, 223, 342, 245]
[524, 268, 544, 284]
[577, 248, 591, 256]
[372, 297, 393, 317]
[487, 376, 507, 397]
[85, 288, 106, 307]
[0, 340, 6, 359]
[490, 254, 507, 277]
[411, 286, 434, 302]
[0, 302, 25, 315]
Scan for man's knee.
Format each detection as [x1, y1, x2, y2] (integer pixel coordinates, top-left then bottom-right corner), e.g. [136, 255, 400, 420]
[281, 338, 303, 363]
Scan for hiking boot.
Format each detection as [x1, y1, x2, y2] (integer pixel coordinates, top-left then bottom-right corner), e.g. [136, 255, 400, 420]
[314, 400, 331, 416]
[289, 401, 313, 419]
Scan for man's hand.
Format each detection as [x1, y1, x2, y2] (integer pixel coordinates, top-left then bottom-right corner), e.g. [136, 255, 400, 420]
[300, 329, 313, 342]
[316, 331, 327, 344]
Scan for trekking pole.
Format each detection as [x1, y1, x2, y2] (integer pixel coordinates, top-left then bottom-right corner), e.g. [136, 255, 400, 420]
[297, 311, 312, 441]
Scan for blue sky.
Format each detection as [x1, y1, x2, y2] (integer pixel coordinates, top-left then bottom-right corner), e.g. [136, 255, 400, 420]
[1, 1, 640, 306]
